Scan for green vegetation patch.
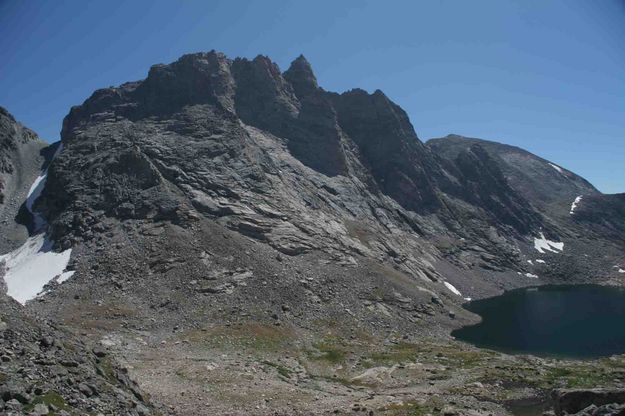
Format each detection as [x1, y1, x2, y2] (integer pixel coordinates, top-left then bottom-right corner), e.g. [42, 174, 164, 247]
[96, 357, 119, 384]
[309, 340, 349, 364]
[363, 341, 493, 369]
[261, 360, 292, 378]
[185, 322, 297, 352]
[364, 343, 420, 367]
[541, 365, 614, 389]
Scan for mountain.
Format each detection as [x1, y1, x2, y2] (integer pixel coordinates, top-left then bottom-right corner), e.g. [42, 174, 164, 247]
[428, 134, 624, 277]
[427, 134, 600, 217]
[1, 51, 623, 415]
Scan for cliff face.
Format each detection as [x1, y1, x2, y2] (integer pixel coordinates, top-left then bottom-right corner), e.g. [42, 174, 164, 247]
[0, 107, 47, 252]
[50, 52, 546, 249]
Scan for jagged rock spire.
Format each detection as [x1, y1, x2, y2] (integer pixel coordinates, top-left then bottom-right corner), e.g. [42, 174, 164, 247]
[283, 54, 318, 97]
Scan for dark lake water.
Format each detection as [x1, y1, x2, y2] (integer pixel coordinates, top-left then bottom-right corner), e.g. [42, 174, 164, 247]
[452, 284, 625, 358]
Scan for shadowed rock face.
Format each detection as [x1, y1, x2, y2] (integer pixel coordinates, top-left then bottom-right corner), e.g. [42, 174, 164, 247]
[0, 107, 42, 203]
[0, 107, 47, 252]
[552, 389, 625, 416]
[445, 143, 542, 234]
[427, 134, 600, 214]
[330, 88, 444, 214]
[574, 193, 625, 244]
[233, 55, 348, 177]
[283, 55, 318, 97]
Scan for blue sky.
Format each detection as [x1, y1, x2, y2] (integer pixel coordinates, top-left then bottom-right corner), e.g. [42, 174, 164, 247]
[1, 0, 623, 193]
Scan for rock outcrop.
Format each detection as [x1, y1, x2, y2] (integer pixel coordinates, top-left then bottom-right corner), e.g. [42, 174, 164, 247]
[552, 388, 625, 416]
[0, 107, 48, 252]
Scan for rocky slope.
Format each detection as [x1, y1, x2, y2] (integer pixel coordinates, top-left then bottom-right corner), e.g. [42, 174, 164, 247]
[1, 50, 623, 415]
[0, 109, 163, 416]
[428, 134, 625, 281]
[573, 193, 625, 245]
[0, 292, 160, 415]
[427, 134, 599, 217]
[0, 107, 48, 253]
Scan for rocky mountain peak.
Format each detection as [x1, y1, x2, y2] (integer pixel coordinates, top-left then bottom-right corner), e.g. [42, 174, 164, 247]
[230, 55, 301, 130]
[43, 51, 619, 262]
[0, 105, 16, 122]
[137, 50, 236, 115]
[283, 54, 318, 97]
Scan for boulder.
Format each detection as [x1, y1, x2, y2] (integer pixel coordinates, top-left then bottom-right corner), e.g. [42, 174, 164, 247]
[552, 389, 625, 415]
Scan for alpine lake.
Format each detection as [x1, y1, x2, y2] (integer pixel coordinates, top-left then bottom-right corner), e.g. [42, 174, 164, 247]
[453, 284, 625, 358]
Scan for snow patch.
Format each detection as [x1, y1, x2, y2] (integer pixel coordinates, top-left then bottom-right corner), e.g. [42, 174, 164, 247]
[525, 273, 539, 278]
[527, 260, 533, 265]
[0, 234, 74, 305]
[26, 173, 47, 211]
[569, 195, 583, 215]
[443, 281, 462, 296]
[0, 142, 74, 304]
[534, 233, 564, 254]
[619, 269, 625, 274]
[549, 163, 564, 174]
[536, 259, 546, 264]
[25, 172, 48, 232]
[25, 143, 63, 233]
